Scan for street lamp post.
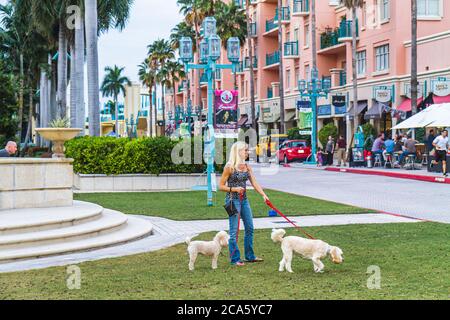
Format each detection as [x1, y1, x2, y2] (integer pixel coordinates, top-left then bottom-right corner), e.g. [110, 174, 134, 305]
[298, 68, 331, 165]
[179, 17, 240, 206]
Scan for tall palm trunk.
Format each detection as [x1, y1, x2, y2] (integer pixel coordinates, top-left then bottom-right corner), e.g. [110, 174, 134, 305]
[39, 67, 49, 146]
[411, 0, 418, 115]
[24, 85, 33, 144]
[161, 85, 166, 134]
[57, 23, 68, 119]
[148, 88, 153, 137]
[70, 43, 77, 127]
[85, 0, 100, 136]
[114, 95, 119, 136]
[351, 6, 359, 133]
[277, 0, 286, 134]
[246, 0, 256, 132]
[18, 53, 24, 141]
[50, 55, 57, 122]
[75, 17, 86, 133]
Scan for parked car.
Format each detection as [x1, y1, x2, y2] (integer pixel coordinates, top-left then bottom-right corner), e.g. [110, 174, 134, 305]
[277, 140, 312, 164]
[256, 134, 289, 157]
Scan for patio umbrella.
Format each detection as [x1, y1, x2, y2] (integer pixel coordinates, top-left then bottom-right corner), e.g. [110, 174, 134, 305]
[426, 103, 450, 128]
[391, 104, 442, 129]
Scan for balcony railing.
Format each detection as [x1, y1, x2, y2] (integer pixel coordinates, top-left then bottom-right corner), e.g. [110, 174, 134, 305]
[338, 19, 359, 39]
[267, 87, 273, 99]
[275, 7, 290, 22]
[215, 69, 221, 80]
[293, 0, 309, 15]
[284, 41, 299, 57]
[244, 56, 258, 69]
[339, 71, 346, 86]
[320, 29, 339, 49]
[266, 51, 280, 66]
[249, 22, 257, 37]
[265, 17, 278, 32]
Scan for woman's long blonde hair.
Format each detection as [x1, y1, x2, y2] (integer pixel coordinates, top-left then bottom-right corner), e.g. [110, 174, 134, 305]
[226, 141, 247, 171]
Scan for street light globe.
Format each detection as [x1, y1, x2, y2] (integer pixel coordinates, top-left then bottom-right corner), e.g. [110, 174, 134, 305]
[298, 80, 306, 92]
[179, 37, 193, 63]
[208, 35, 221, 61]
[227, 37, 240, 63]
[200, 38, 209, 63]
[203, 17, 217, 38]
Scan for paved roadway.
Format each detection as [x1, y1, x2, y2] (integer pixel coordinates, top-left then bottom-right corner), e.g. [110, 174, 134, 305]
[251, 163, 450, 223]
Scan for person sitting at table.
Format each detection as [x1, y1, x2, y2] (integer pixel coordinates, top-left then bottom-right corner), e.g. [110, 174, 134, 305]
[371, 133, 385, 161]
[383, 135, 395, 162]
[395, 135, 417, 167]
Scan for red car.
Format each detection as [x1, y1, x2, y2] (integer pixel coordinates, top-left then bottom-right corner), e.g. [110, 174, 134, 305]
[277, 140, 312, 163]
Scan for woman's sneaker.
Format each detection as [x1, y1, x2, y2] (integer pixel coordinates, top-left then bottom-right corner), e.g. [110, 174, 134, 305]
[233, 261, 245, 266]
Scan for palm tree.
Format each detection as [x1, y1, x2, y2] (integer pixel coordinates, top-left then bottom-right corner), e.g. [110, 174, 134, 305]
[148, 39, 175, 131]
[138, 60, 158, 137]
[411, 0, 418, 116]
[100, 65, 131, 136]
[166, 60, 186, 115]
[277, 0, 286, 134]
[341, 0, 363, 135]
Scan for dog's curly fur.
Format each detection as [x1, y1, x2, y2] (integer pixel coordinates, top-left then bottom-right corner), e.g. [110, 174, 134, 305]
[271, 229, 344, 273]
[186, 231, 230, 271]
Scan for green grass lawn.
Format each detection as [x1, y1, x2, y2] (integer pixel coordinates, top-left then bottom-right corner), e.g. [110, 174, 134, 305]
[1, 222, 449, 300]
[74, 190, 372, 220]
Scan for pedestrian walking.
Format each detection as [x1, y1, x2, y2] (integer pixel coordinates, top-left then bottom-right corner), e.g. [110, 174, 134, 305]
[431, 129, 449, 177]
[325, 136, 335, 166]
[336, 135, 347, 167]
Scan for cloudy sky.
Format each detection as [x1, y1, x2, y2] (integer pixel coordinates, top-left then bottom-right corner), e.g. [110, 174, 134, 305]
[1, 0, 182, 102]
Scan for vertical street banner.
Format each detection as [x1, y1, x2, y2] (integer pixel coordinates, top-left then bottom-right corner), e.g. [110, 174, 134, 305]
[214, 90, 238, 130]
[297, 100, 312, 132]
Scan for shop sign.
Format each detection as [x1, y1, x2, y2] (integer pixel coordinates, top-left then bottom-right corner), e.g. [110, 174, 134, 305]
[431, 78, 450, 97]
[404, 83, 424, 99]
[373, 86, 392, 103]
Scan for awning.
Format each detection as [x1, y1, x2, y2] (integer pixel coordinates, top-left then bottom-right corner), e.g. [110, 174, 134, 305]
[432, 94, 450, 104]
[392, 103, 450, 129]
[364, 102, 385, 120]
[237, 114, 249, 127]
[347, 101, 368, 119]
[285, 112, 296, 121]
[397, 97, 424, 112]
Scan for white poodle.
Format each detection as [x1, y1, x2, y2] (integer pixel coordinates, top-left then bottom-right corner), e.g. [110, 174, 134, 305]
[271, 229, 344, 273]
[185, 231, 230, 271]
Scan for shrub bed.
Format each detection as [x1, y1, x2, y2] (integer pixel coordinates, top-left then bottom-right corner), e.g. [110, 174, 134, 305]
[65, 136, 235, 175]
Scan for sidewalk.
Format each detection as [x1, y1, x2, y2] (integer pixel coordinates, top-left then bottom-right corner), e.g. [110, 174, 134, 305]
[289, 162, 450, 185]
[0, 212, 417, 273]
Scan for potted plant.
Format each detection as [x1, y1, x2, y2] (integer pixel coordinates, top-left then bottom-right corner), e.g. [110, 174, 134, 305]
[35, 118, 82, 158]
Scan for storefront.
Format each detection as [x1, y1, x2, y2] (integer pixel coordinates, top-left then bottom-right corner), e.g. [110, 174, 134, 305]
[371, 86, 395, 134]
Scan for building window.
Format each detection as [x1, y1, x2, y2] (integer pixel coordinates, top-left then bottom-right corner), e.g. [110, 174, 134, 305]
[381, 0, 390, 21]
[294, 28, 299, 42]
[418, 0, 441, 17]
[305, 65, 310, 81]
[362, 1, 367, 27]
[286, 69, 291, 90]
[304, 24, 310, 47]
[356, 50, 366, 75]
[295, 67, 300, 87]
[375, 44, 389, 72]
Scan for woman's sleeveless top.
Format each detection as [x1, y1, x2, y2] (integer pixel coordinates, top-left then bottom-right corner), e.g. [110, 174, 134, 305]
[226, 167, 250, 200]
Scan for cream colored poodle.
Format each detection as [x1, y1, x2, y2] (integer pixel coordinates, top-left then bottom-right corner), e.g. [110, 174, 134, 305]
[185, 231, 230, 271]
[271, 229, 344, 273]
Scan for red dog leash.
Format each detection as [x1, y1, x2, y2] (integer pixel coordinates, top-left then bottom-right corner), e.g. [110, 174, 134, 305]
[265, 199, 316, 240]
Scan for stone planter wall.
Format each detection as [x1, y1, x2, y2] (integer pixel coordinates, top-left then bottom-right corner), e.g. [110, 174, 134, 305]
[0, 158, 73, 210]
[73, 173, 215, 192]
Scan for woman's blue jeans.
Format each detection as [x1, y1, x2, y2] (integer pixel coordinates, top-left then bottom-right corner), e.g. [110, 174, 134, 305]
[227, 197, 256, 264]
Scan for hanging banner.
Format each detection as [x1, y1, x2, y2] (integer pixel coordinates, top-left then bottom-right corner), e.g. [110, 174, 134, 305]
[214, 90, 238, 130]
[297, 100, 312, 130]
[431, 78, 450, 97]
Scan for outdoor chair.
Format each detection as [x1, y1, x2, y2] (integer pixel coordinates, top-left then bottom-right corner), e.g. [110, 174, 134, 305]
[373, 153, 383, 168]
[421, 153, 428, 167]
[405, 154, 417, 170]
[384, 153, 393, 169]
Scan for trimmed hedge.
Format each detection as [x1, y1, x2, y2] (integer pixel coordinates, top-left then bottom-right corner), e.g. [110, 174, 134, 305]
[65, 136, 235, 175]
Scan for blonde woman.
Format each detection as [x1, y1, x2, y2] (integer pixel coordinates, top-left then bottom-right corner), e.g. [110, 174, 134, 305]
[219, 141, 270, 266]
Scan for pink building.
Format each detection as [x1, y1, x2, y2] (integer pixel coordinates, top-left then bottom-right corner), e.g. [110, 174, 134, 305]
[169, 0, 450, 143]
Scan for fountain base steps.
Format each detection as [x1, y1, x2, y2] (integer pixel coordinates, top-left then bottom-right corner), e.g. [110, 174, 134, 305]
[0, 201, 153, 263]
